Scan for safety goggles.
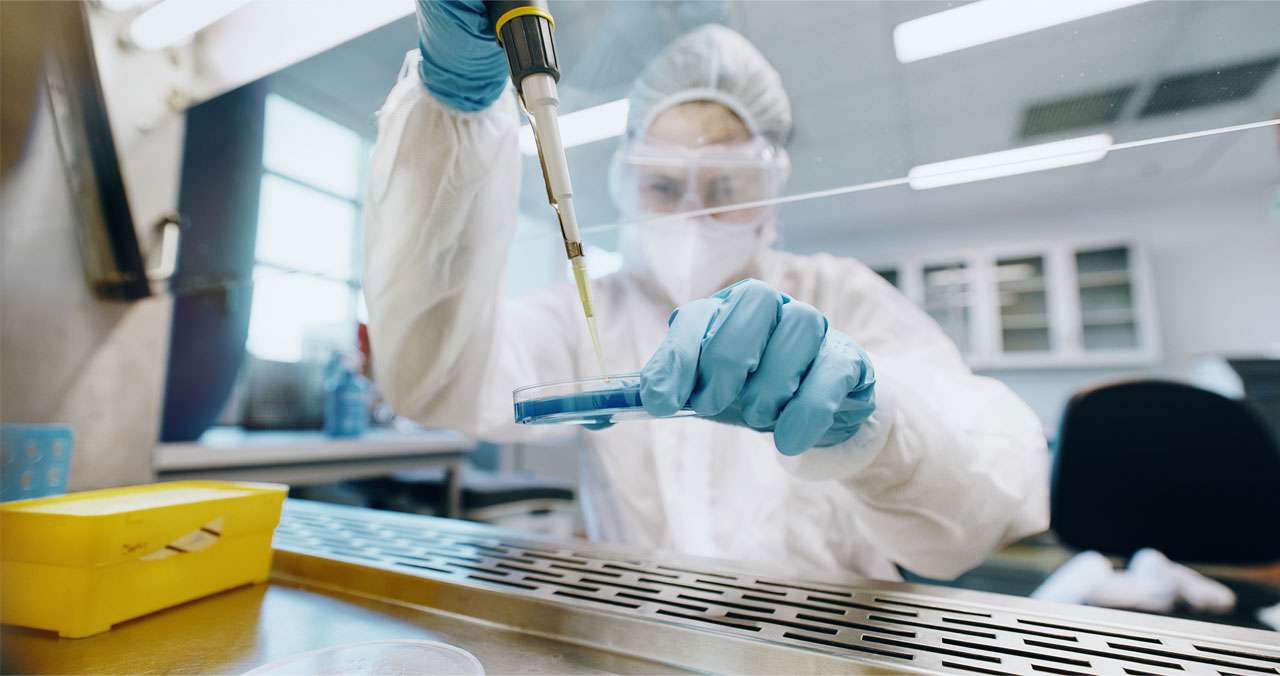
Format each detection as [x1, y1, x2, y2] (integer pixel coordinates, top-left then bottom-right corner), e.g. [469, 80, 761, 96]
[609, 136, 791, 225]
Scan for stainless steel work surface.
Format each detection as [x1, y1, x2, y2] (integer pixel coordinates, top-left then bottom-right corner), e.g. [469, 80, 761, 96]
[274, 500, 1280, 675]
[0, 572, 674, 674]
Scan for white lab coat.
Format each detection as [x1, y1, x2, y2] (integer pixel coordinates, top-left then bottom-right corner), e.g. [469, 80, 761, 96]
[363, 60, 1050, 582]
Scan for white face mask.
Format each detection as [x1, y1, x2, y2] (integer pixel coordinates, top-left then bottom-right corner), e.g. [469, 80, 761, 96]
[620, 215, 767, 305]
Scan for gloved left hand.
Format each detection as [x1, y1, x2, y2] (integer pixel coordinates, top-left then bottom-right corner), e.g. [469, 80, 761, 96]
[640, 279, 876, 455]
[416, 0, 510, 111]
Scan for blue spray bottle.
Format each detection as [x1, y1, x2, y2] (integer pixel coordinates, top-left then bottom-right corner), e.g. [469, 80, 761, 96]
[324, 353, 370, 438]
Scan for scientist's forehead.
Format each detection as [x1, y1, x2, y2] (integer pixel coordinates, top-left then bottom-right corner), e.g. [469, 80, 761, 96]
[647, 102, 752, 147]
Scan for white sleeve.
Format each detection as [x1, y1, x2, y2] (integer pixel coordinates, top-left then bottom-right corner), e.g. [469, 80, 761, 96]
[362, 71, 578, 443]
[778, 263, 1051, 580]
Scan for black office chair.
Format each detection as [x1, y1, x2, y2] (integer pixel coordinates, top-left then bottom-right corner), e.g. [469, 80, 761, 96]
[1052, 379, 1280, 564]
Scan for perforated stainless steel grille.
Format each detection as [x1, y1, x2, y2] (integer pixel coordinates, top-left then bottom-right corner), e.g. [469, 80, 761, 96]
[274, 501, 1280, 675]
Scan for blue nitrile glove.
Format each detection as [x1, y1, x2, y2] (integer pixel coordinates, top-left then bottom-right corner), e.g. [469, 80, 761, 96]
[640, 279, 876, 456]
[416, 0, 510, 111]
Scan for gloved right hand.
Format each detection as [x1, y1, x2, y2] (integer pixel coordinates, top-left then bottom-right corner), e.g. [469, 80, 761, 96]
[639, 279, 877, 456]
[416, 0, 510, 111]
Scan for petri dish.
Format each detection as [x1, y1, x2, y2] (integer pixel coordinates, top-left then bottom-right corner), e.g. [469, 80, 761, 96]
[242, 639, 484, 675]
[513, 373, 696, 425]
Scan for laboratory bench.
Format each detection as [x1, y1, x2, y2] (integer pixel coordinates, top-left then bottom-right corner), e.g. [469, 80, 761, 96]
[4, 500, 1278, 675]
[154, 427, 474, 516]
[915, 538, 1280, 633]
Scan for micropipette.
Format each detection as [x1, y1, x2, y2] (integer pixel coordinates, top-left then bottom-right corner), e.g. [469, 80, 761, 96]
[486, 1, 606, 376]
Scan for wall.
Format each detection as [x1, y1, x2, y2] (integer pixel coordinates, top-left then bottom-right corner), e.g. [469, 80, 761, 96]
[0, 4, 192, 489]
[783, 183, 1280, 434]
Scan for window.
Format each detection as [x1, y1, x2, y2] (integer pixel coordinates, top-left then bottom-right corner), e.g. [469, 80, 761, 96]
[922, 261, 973, 355]
[996, 255, 1050, 353]
[247, 95, 368, 363]
[873, 241, 1156, 368]
[1075, 246, 1139, 351]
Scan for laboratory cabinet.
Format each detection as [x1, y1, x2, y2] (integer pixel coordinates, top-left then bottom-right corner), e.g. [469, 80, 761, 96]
[871, 240, 1159, 370]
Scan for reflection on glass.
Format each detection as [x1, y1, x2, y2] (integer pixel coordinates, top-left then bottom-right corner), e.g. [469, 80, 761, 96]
[530, 2, 1279, 235]
[1076, 246, 1138, 350]
[997, 256, 1050, 353]
[923, 262, 971, 354]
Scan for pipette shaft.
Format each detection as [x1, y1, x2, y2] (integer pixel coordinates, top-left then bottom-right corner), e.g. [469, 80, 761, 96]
[487, 1, 606, 374]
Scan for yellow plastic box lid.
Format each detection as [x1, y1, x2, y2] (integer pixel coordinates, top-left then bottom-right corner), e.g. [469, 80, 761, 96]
[1, 480, 286, 567]
[0, 480, 287, 638]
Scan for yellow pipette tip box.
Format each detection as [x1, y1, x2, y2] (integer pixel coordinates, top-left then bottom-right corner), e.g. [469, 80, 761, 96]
[0, 480, 287, 638]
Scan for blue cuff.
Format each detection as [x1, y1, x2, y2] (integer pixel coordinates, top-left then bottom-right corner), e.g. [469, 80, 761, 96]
[416, 48, 509, 112]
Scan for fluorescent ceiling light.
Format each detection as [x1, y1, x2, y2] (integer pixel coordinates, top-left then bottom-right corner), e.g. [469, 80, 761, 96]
[909, 133, 1113, 190]
[894, 0, 1151, 63]
[98, 0, 156, 11]
[520, 98, 629, 156]
[128, 0, 256, 50]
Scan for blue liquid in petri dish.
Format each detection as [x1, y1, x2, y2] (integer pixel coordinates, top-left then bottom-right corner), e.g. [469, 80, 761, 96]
[514, 374, 697, 425]
[514, 387, 645, 425]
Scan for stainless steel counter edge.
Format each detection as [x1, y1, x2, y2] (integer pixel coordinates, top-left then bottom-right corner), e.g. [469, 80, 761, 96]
[272, 500, 1280, 675]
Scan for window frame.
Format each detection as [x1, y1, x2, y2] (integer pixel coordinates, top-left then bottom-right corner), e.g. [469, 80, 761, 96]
[247, 94, 371, 364]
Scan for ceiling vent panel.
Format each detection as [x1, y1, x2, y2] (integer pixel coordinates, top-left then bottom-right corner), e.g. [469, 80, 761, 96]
[1140, 55, 1280, 118]
[1020, 86, 1136, 139]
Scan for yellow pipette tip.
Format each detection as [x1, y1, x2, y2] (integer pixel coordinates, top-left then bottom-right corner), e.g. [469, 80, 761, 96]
[585, 316, 606, 378]
[571, 258, 607, 377]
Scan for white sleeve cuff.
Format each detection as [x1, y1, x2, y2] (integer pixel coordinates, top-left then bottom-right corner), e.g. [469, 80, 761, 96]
[776, 377, 897, 482]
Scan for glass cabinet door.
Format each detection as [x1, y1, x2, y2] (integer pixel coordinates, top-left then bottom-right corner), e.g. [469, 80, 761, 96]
[996, 255, 1050, 352]
[923, 261, 973, 355]
[1075, 246, 1139, 350]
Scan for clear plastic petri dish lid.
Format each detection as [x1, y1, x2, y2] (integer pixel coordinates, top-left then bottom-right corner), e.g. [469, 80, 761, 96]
[513, 373, 696, 425]
[241, 639, 484, 675]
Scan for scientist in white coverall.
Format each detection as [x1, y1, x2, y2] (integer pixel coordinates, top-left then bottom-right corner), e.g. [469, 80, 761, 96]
[363, 1, 1049, 581]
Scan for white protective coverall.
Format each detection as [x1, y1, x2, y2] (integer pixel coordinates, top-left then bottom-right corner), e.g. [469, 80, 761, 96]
[364, 28, 1050, 583]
